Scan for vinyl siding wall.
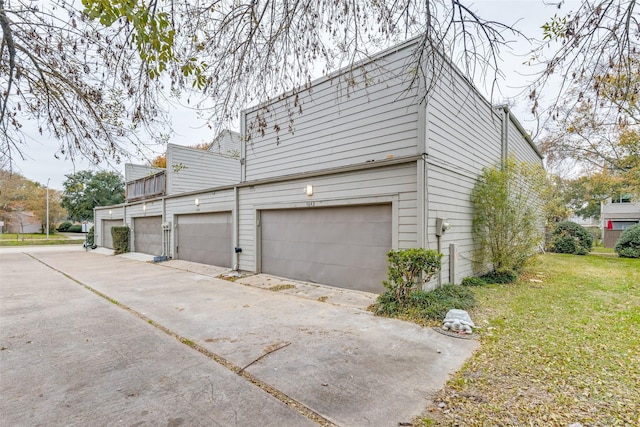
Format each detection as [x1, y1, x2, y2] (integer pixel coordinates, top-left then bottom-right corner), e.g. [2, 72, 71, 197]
[241, 46, 421, 181]
[425, 65, 511, 284]
[506, 115, 542, 165]
[209, 130, 241, 155]
[166, 144, 240, 195]
[125, 163, 163, 182]
[236, 163, 418, 273]
[164, 189, 236, 259]
[94, 206, 125, 247]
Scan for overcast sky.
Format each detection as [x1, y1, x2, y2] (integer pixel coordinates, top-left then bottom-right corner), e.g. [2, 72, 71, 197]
[11, 0, 578, 190]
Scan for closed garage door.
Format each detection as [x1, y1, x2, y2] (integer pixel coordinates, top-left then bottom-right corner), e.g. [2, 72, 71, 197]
[133, 216, 163, 255]
[176, 212, 232, 267]
[102, 219, 123, 249]
[260, 204, 392, 293]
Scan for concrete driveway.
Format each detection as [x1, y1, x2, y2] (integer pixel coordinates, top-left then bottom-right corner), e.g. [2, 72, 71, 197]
[0, 247, 478, 426]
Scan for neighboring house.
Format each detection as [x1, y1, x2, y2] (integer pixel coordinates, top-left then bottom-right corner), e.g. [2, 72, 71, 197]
[95, 38, 543, 293]
[102, 133, 241, 254]
[601, 196, 640, 247]
[2, 211, 42, 234]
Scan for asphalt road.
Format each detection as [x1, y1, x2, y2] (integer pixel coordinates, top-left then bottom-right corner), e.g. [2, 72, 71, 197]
[0, 247, 478, 426]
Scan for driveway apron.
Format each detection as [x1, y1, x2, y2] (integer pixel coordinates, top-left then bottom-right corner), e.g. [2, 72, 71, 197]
[1, 248, 478, 426]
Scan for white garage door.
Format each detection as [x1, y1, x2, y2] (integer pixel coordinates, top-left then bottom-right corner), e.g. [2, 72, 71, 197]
[176, 212, 232, 267]
[101, 219, 123, 249]
[133, 216, 163, 255]
[260, 204, 392, 293]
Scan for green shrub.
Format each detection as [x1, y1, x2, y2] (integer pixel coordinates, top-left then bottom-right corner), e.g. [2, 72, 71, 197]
[373, 285, 475, 323]
[86, 226, 95, 248]
[614, 224, 640, 258]
[471, 157, 545, 273]
[67, 224, 82, 233]
[383, 248, 442, 305]
[111, 226, 130, 255]
[461, 277, 487, 287]
[550, 221, 593, 255]
[373, 291, 400, 316]
[57, 221, 72, 232]
[480, 269, 518, 284]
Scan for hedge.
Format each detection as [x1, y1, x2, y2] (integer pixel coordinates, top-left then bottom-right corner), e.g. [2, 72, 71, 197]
[614, 224, 640, 258]
[111, 226, 130, 255]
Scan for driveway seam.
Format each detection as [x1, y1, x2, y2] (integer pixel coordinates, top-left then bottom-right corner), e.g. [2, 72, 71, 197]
[28, 254, 338, 427]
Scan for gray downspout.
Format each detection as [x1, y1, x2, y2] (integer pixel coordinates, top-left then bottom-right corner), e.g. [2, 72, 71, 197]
[501, 106, 509, 166]
[233, 186, 240, 271]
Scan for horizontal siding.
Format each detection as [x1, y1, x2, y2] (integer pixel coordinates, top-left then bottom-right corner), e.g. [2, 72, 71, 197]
[424, 69, 523, 283]
[507, 119, 542, 165]
[243, 47, 421, 181]
[166, 144, 240, 194]
[602, 201, 640, 216]
[237, 163, 418, 272]
[125, 163, 163, 183]
[94, 207, 125, 247]
[427, 68, 503, 176]
[426, 164, 479, 284]
[209, 130, 241, 155]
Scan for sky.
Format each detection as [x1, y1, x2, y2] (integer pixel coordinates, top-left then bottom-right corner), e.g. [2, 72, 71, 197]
[10, 0, 579, 190]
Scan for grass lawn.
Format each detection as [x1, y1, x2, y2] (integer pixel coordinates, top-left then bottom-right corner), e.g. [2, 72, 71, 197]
[420, 253, 639, 426]
[0, 233, 84, 246]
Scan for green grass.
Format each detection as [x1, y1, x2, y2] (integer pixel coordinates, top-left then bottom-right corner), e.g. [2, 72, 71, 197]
[421, 253, 639, 426]
[0, 233, 84, 246]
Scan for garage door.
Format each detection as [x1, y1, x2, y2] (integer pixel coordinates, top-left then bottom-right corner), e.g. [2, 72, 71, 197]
[133, 216, 163, 255]
[260, 204, 392, 293]
[176, 212, 232, 267]
[101, 219, 123, 249]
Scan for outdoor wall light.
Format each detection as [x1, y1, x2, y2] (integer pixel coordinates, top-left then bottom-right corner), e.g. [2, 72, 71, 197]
[195, 198, 200, 207]
[306, 185, 313, 196]
[109, 209, 112, 215]
[142, 204, 147, 212]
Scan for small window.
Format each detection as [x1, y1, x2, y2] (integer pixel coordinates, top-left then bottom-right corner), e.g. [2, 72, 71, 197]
[611, 194, 632, 203]
[612, 221, 639, 231]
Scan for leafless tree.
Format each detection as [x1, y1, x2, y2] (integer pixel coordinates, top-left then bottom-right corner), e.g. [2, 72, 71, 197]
[3, 0, 636, 170]
[2, 0, 521, 166]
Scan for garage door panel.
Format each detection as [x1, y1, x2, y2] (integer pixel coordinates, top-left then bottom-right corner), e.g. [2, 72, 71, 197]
[262, 240, 387, 269]
[262, 220, 389, 246]
[133, 216, 163, 255]
[261, 205, 391, 293]
[177, 212, 232, 267]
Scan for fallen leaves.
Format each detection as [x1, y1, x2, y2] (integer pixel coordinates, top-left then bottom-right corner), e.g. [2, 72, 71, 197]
[418, 253, 640, 426]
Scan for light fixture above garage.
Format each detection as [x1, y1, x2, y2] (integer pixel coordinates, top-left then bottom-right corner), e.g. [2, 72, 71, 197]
[195, 198, 200, 207]
[142, 203, 147, 212]
[306, 185, 313, 196]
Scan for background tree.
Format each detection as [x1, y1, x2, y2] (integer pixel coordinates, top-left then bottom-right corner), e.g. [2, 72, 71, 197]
[30, 186, 67, 234]
[536, 3, 639, 193]
[0, 0, 177, 169]
[61, 171, 125, 222]
[0, 170, 66, 233]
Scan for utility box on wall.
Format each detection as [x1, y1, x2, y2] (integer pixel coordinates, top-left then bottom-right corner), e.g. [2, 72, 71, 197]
[435, 218, 451, 237]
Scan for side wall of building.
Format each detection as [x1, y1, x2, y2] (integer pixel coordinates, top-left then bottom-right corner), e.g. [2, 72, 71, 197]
[166, 144, 240, 195]
[424, 66, 543, 285]
[236, 162, 418, 273]
[241, 44, 421, 182]
[125, 163, 163, 182]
